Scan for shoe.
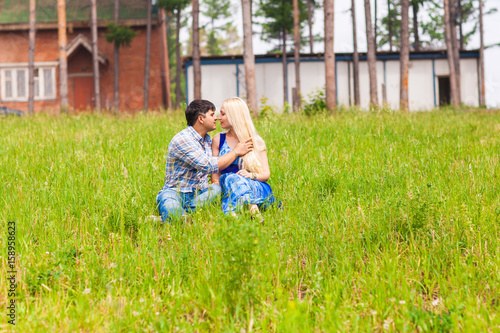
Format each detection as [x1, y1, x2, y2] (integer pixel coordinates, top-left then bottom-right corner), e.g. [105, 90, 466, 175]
[249, 204, 264, 224]
[182, 214, 193, 224]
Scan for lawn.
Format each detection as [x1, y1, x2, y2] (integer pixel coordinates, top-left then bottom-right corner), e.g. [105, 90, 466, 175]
[1, 109, 499, 332]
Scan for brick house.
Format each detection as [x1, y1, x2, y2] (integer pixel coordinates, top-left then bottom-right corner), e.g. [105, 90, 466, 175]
[0, 0, 165, 113]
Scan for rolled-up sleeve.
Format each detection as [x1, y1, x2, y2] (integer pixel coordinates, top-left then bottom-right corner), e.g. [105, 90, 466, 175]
[173, 137, 219, 174]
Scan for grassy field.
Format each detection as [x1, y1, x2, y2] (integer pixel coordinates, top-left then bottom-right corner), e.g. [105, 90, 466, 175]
[1, 109, 500, 332]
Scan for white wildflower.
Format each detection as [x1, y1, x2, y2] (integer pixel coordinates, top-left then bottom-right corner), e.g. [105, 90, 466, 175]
[132, 311, 140, 316]
[383, 318, 393, 330]
[399, 300, 406, 305]
[83, 288, 91, 294]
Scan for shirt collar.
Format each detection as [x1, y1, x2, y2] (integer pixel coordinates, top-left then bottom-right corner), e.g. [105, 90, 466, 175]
[187, 126, 211, 144]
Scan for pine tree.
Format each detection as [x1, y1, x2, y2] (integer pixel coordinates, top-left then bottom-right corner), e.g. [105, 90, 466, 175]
[159, 0, 191, 108]
[202, 0, 231, 56]
[257, 0, 307, 106]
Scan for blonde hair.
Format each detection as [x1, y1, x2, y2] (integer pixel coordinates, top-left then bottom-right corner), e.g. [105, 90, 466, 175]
[222, 97, 263, 173]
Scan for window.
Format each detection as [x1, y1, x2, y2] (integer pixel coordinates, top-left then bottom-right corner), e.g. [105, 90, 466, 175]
[1, 66, 56, 102]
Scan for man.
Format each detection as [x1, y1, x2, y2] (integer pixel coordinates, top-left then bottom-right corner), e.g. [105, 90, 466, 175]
[156, 99, 253, 222]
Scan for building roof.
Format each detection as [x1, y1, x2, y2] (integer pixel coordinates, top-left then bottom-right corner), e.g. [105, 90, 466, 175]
[0, 0, 158, 30]
[66, 34, 108, 65]
[184, 50, 480, 66]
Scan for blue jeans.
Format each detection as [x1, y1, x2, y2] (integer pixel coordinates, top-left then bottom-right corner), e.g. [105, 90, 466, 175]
[156, 184, 221, 223]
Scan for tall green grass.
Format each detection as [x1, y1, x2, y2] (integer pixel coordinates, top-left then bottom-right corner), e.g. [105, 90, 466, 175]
[1, 109, 499, 331]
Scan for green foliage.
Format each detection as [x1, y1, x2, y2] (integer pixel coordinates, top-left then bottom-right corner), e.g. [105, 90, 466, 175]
[302, 88, 327, 116]
[158, 0, 190, 14]
[105, 23, 137, 48]
[257, 0, 308, 50]
[377, 0, 497, 50]
[378, 0, 401, 50]
[201, 0, 232, 55]
[160, 0, 190, 107]
[213, 218, 262, 310]
[408, 306, 464, 332]
[259, 96, 276, 118]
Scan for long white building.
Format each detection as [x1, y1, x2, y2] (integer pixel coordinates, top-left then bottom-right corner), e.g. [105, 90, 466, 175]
[185, 50, 481, 111]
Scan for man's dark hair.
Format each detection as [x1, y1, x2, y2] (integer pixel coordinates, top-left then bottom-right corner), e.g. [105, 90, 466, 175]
[185, 99, 216, 126]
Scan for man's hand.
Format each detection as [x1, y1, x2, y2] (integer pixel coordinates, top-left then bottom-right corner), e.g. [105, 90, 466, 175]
[233, 137, 253, 157]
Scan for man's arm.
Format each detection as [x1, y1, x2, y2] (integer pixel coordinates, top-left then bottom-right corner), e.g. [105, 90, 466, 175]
[172, 137, 219, 174]
[217, 137, 254, 170]
[211, 134, 221, 185]
[173, 136, 254, 174]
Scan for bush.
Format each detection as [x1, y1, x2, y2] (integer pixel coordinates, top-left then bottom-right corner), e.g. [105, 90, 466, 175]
[303, 88, 327, 116]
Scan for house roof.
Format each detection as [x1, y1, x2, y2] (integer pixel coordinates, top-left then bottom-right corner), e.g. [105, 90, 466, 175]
[66, 34, 108, 65]
[183, 50, 481, 66]
[0, 0, 158, 30]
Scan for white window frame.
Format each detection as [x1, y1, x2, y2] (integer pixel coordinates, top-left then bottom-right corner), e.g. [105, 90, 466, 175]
[1, 63, 57, 102]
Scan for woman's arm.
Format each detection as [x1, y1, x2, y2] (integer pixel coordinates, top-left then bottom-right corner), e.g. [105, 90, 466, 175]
[211, 133, 221, 185]
[256, 147, 271, 182]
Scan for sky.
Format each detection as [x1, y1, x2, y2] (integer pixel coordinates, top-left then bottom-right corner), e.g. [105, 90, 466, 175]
[189, 0, 500, 108]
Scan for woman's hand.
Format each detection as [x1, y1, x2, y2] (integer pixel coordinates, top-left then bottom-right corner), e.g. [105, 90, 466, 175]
[237, 169, 256, 180]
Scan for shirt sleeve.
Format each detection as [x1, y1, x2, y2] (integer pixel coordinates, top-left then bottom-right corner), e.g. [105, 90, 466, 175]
[172, 135, 219, 174]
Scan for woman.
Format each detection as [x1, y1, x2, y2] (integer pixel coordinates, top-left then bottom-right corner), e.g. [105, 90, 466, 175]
[211, 97, 277, 220]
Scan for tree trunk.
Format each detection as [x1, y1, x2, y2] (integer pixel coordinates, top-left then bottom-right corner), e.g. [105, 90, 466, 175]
[175, 9, 182, 108]
[352, 0, 360, 106]
[444, 0, 458, 107]
[478, 0, 485, 106]
[28, 0, 36, 114]
[387, 0, 392, 51]
[457, 0, 464, 50]
[160, 8, 172, 110]
[307, 0, 314, 53]
[293, 0, 301, 111]
[57, 0, 68, 112]
[364, 0, 378, 106]
[113, 0, 119, 112]
[90, 0, 101, 111]
[192, 0, 202, 100]
[324, 0, 335, 112]
[374, 0, 377, 50]
[143, 0, 152, 111]
[449, 0, 461, 104]
[400, 0, 410, 111]
[282, 29, 288, 105]
[412, 1, 420, 51]
[242, 0, 258, 115]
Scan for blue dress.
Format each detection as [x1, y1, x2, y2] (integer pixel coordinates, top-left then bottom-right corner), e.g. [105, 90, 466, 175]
[218, 133, 277, 214]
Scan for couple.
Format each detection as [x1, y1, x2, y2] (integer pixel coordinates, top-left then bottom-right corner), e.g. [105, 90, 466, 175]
[156, 97, 277, 223]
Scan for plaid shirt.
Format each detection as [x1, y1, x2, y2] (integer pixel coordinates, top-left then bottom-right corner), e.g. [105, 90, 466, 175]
[161, 126, 219, 192]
